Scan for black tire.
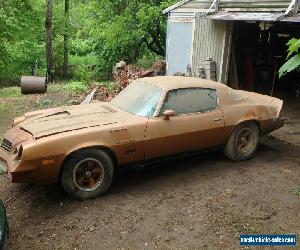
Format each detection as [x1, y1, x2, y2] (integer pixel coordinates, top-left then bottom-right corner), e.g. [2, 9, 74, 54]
[61, 148, 114, 200]
[223, 123, 259, 161]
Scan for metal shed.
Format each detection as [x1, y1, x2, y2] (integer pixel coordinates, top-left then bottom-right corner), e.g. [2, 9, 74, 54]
[164, 0, 300, 87]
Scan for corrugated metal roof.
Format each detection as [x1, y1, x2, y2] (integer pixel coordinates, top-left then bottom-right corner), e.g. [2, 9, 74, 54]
[206, 12, 286, 21]
[170, 12, 196, 18]
[163, 0, 211, 14]
[281, 13, 300, 22]
[162, 0, 192, 14]
[163, 0, 294, 14]
[219, 0, 291, 12]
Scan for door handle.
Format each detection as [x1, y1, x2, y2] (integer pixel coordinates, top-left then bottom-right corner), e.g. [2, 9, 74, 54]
[213, 118, 223, 122]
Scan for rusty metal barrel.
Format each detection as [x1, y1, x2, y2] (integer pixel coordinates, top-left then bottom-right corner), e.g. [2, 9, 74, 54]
[21, 76, 48, 94]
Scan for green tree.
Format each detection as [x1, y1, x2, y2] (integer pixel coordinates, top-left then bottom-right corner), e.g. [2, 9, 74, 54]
[0, 0, 176, 83]
[46, 0, 54, 82]
[63, 0, 70, 79]
[0, 0, 45, 82]
[86, 0, 176, 77]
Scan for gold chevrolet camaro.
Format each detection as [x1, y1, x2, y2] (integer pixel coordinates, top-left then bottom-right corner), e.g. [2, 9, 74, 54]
[0, 77, 284, 200]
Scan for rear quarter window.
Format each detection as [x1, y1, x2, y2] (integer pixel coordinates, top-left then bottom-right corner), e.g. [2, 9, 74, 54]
[229, 90, 247, 101]
[160, 88, 218, 115]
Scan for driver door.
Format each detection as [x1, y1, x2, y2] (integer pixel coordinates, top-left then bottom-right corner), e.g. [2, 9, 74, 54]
[144, 88, 226, 160]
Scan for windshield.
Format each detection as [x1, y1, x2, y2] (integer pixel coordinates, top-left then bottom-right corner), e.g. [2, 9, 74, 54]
[110, 81, 162, 117]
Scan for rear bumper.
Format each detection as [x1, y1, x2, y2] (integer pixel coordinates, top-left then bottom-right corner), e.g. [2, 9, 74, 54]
[273, 117, 284, 131]
[260, 117, 284, 135]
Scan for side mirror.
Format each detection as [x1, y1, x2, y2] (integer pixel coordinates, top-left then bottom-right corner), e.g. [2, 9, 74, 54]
[163, 110, 175, 120]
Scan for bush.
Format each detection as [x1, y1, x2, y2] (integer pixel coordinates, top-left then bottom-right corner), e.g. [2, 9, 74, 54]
[137, 51, 163, 69]
[70, 65, 101, 83]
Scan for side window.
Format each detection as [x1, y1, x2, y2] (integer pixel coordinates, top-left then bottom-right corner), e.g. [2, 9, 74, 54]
[160, 88, 218, 115]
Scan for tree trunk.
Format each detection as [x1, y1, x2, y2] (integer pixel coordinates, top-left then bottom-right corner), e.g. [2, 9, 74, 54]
[45, 0, 53, 82]
[63, 0, 70, 79]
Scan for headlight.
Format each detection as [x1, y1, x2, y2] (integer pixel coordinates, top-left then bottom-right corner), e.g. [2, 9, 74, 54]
[12, 115, 25, 127]
[0, 159, 7, 173]
[15, 145, 23, 161]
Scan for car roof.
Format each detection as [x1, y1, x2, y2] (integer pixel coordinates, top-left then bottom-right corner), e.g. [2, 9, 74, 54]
[140, 76, 230, 92]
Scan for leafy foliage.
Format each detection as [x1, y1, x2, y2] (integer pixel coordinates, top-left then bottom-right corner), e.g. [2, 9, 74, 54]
[0, 0, 176, 84]
[0, 0, 45, 82]
[279, 38, 300, 78]
[86, 0, 176, 77]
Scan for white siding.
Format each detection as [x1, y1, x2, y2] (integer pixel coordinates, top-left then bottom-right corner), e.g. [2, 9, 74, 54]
[192, 15, 232, 82]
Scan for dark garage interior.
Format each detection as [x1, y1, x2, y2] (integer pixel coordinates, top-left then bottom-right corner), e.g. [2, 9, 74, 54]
[230, 21, 300, 98]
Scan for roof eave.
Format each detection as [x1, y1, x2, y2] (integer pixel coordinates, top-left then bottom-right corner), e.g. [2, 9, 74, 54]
[162, 0, 192, 14]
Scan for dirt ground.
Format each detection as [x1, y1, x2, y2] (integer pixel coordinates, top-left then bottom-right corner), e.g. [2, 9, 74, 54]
[0, 89, 299, 250]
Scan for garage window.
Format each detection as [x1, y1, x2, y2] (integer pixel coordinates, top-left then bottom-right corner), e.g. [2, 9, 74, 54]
[160, 88, 218, 115]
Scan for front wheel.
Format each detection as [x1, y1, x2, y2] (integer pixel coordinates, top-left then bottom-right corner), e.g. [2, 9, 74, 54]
[61, 149, 114, 200]
[224, 123, 259, 161]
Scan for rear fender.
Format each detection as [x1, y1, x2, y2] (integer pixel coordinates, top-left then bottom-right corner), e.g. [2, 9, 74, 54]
[272, 97, 283, 118]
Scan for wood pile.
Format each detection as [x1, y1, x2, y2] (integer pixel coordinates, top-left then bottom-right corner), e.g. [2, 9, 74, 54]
[114, 64, 154, 89]
[81, 60, 166, 103]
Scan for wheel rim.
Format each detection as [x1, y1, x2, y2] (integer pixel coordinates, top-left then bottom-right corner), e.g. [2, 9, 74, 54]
[73, 158, 105, 192]
[236, 128, 254, 154]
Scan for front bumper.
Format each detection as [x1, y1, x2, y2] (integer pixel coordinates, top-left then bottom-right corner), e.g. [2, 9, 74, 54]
[0, 147, 63, 183]
[0, 148, 20, 176]
[0, 126, 33, 175]
[0, 159, 7, 175]
[0, 199, 8, 250]
[0, 126, 63, 184]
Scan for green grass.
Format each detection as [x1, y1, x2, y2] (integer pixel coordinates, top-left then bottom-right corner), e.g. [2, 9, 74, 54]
[0, 103, 11, 112]
[0, 80, 113, 99]
[47, 83, 65, 94]
[48, 82, 90, 94]
[35, 98, 53, 109]
[69, 55, 99, 65]
[63, 81, 88, 93]
[289, 188, 300, 197]
[0, 86, 22, 97]
[0, 83, 79, 97]
[92, 81, 116, 91]
[239, 223, 260, 234]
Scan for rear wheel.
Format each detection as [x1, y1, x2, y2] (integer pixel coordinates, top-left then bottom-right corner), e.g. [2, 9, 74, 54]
[61, 148, 114, 200]
[224, 123, 259, 161]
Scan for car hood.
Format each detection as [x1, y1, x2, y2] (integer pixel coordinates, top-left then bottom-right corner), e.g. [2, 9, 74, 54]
[19, 103, 134, 139]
